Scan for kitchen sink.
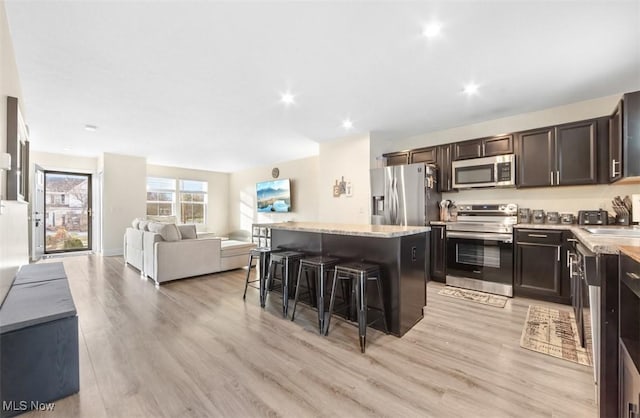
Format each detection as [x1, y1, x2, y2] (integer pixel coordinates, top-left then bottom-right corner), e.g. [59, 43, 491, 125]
[582, 226, 640, 237]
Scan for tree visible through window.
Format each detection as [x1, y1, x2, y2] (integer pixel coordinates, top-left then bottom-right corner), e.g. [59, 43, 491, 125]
[146, 177, 176, 217]
[179, 180, 207, 224]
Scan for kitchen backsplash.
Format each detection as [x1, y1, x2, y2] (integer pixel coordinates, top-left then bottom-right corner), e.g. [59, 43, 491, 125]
[443, 183, 640, 215]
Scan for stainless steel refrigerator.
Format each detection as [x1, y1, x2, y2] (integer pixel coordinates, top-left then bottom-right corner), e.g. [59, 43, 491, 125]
[370, 163, 441, 226]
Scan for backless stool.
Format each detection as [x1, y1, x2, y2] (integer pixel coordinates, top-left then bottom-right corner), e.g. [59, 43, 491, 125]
[266, 251, 305, 318]
[326, 262, 389, 353]
[243, 247, 279, 307]
[291, 256, 340, 334]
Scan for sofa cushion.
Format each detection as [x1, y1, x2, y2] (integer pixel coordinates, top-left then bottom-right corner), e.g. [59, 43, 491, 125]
[148, 222, 182, 242]
[220, 240, 256, 257]
[138, 220, 150, 231]
[131, 218, 141, 229]
[178, 224, 197, 240]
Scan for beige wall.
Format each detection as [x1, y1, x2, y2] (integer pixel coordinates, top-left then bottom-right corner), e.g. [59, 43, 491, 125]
[372, 93, 640, 215]
[30, 150, 98, 173]
[0, 0, 28, 300]
[147, 164, 229, 234]
[318, 134, 371, 224]
[228, 156, 319, 233]
[102, 153, 146, 255]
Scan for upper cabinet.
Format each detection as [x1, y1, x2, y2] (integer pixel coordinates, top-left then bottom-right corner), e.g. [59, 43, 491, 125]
[437, 144, 455, 192]
[453, 135, 513, 161]
[382, 151, 409, 166]
[517, 118, 603, 188]
[409, 146, 438, 164]
[610, 90, 640, 183]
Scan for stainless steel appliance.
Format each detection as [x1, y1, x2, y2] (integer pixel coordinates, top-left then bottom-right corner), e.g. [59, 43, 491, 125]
[370, 163, 441, 226]
[568, 239, 599, 401]
[578, 210, 608, 225]
[445, 203, 517, 296]
[451, 154, 515, 189]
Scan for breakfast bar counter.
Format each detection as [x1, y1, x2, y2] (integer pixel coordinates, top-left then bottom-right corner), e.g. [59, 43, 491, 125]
[269, 222, 430, 336]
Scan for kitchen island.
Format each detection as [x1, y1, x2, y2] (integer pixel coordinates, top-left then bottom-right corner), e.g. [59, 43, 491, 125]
[269, 222, 430, 336]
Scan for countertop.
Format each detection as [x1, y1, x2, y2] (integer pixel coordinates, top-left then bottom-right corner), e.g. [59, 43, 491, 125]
[429, 221, 640, 254]
[268, 222, 431, 238]
[620, 246, 640, 263]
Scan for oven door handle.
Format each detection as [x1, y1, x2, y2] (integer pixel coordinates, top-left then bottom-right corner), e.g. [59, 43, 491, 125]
[446, 231, 513, 243]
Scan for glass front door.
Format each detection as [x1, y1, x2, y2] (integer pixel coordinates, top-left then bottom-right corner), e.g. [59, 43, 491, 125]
[44, 171, 92, 253]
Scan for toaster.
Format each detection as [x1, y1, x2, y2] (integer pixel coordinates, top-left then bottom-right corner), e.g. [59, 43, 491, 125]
[578, 210, 608, 225]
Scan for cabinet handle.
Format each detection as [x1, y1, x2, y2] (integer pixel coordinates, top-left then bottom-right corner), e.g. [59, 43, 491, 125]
[566, 250, 570, 268]
[557, 246, 561, 262]
[627, 272, 640, 280]
[527, 233, 548, 238]
[612, 159, 621, 177]
[567, 238, 578, 242]
[550, 171, 554, 185]
[441, 227, 444, 240]
[556, 170, 560, 185]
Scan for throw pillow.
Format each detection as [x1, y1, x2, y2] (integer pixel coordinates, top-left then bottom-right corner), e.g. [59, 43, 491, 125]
[178, 224, 197, 240]
[148, 222, 182, 242]
[138, 220, 150, 231]
[131, 218, 141, 229]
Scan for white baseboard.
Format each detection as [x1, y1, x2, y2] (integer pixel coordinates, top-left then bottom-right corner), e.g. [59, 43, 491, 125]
[102, 248, 123, 257]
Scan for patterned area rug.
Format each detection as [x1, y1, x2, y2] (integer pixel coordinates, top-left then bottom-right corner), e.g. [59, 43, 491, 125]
[438, 286, 508, 308]
[520, 305, 591, 366]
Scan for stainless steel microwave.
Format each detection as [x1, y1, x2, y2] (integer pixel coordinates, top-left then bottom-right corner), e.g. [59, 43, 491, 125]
[451, 154, 516, 188]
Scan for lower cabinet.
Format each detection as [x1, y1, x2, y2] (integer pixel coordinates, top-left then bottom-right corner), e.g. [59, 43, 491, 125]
[430, 225, 446, 282]
[514, 229, 570, 304]
[620, 251, 640, 418]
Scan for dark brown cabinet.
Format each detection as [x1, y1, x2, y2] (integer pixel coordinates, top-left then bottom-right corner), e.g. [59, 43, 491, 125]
[409, 147, 438, 164]
[620, 251, 640, 418]
[453, 135, 514, 161]
[611, 90, 640, 182]
[437, 144, 454, 192]
[383, 151, 409, 166]
[514, 229, 569, 304]
[516, 127, 555, 187]
[517, 119, 601, 188]
[429, 225, 446, 282]
[610, 100, 623, 182]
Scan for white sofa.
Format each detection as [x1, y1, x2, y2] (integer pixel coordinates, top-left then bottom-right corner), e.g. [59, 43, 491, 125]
[124, 221, 256, 285]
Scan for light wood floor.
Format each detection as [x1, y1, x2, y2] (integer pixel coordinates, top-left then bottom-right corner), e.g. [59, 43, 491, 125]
[24, 255, 597, 418]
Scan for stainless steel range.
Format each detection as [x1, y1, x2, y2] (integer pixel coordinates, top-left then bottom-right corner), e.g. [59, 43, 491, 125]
[446, 203, 517, 297]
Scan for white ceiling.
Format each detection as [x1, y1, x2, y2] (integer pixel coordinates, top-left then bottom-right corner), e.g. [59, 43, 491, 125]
[5, 1, 640, 173]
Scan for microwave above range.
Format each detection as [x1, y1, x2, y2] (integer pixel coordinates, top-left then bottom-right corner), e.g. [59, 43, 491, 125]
[452, 154, 516, 189]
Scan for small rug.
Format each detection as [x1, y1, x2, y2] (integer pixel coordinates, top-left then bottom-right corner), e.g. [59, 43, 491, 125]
[438, 286, 508, 308]
[520, 305, 591, 366]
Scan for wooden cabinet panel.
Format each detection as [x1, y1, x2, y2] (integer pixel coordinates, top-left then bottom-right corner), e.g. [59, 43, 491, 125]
[483, 135, 513, 157]
[623, 90, 640, 178]
[620, 342, 640, 418]
[437, 144, 454, 192]
[453, 139, 482, 160]
[430, 225, 446, 282]
[383, 152, 409, 166]
[610, 100, 623, 182]
[517, 127, 555, 187]
[410, 147, 437, 164]
[514, 229, 569, 303]
[556, 119, 598, 185]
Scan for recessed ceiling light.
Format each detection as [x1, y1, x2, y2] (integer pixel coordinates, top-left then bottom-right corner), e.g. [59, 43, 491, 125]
[280, 92, 295, 106]
[84, 124, 98, 132]
[342, 119, 353, 130]
[463, 83, 479, 95]
[422, 22, 442, 38]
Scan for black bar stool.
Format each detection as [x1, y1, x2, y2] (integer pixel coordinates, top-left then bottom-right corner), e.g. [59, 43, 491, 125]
[291, 256, 340, 334]
[326, 262, 389, 353]
[266, 250, 305, 318]
[243, 247, 278, 307]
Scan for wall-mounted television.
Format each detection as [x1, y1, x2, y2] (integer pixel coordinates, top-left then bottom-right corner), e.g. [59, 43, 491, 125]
[256, 178, 291, 213]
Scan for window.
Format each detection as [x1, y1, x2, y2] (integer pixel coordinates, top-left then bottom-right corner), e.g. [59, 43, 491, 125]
[146, 177, 176, 217]
[179, 180, 207, 224]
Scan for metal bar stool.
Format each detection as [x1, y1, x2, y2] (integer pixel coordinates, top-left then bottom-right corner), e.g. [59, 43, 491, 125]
[326, 261, 389, 353]
[291, 256, 340, 334]
[243, 247, 278, 307]
[266, 250, 305, 318]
